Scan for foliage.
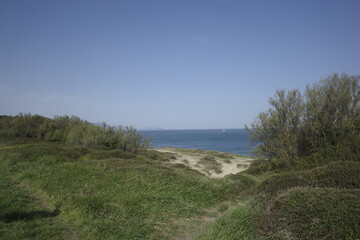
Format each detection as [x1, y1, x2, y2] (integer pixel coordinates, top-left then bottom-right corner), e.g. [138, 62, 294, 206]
[245, 73, 360, 239]
[256, 161, 360, 206]
[225, 173, 258, 195]
[247, 73, 360, 162]
[303, 74, 360, 156]
[247, 89, 303, 160]
[0, 139, 255, 239]
[0, 114, 151, 153]
[79, 149, 136, 160]
[268, 188, 360, 240]
[0, 170, 69, 240]
[198, 155, 222, 172]
[194, 204, 264, 240]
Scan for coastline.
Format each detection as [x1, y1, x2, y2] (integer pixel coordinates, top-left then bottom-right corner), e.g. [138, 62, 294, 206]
[156, 147, 255, 178]
[139, 129, 254, 156]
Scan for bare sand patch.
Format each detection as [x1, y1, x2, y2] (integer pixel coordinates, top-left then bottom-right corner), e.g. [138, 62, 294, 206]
[156, 148, 254, 178]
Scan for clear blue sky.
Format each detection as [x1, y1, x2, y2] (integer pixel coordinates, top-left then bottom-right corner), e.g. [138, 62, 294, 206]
[1, 0, 359, 129]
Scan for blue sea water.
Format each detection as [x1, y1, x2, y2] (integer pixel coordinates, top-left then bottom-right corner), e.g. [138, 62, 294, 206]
[138, 129, 255, 156]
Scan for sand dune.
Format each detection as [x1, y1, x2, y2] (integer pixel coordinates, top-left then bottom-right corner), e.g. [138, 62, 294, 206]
[156, 148, 254, 178]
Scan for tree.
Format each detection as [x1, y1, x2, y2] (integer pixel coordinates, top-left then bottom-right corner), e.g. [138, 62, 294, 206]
[303, 73, 360, 158]
[248, 73, 360, 162]
[247, 89, 303, 160]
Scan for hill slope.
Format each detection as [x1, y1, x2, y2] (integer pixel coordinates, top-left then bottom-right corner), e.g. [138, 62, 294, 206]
[0, 138, 260, 239]
[1, 137, 360, 239]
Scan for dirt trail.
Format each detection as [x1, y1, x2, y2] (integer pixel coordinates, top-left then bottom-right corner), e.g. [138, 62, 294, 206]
[157, 148, 254, 178]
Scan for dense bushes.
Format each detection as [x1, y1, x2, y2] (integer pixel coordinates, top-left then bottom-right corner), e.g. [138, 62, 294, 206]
[257, 161, 360, 203]
[254, 161, 360, 239]
[247, 73, 360, 162]
[268, 188, 360, 240]
[0, 114, 151, 153]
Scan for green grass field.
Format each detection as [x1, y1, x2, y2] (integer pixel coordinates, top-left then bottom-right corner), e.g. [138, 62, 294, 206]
[0, 138, 262, 239]
[1, 138, 360, 239]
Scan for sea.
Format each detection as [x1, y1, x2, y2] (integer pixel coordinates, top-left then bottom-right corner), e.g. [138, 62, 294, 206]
[138, 129, 254, 156]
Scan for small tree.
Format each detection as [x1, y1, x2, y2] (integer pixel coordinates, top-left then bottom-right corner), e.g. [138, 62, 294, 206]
[248, 73, 360, 162]
[303, 73, 360, 158]
[247, 89, 303, 160]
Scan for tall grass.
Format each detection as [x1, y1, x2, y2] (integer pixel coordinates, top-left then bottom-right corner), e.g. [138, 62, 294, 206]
[0, 170, 70, 240]
[0, 139, 256, 239]
[257, 161, 360, 205]
[268, 188, 360, 240]
[194, 204, 264, 240]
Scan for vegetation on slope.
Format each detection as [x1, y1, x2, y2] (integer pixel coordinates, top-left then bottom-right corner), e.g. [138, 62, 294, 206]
[247, 73, 360, 163]
[245, 73, 360, 239]
[194, 203, 264, 240]
[0, 114, 150, 153]
[0, 169, 71, 240]
[268, 188, 360, 240]
[1, 73, 359, 240]
[257, 161, 360, 203]
[0, 138, 261, 239]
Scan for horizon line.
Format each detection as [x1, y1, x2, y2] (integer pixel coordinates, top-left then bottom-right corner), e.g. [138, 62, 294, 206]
[139, 128, 247, 131]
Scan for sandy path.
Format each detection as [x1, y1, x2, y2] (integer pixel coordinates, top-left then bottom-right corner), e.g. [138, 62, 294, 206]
[156, 148, 254, 178]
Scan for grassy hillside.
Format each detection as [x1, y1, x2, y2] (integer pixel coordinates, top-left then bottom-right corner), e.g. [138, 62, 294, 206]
[238, 74, 360, 240]
[267, 188, 360, 240]
[0, 138, 262, 239]
[251, 160, 360, 239]
[2, 137, 359, 240]
[1, 87, 360, 240]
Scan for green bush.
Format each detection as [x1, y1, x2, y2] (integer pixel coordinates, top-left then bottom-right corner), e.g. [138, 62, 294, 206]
[268, 188, 360, 240]
[257, 161, 360, 204]
[247, 73, 360, 164]
[0, 114, 151, 154]
[245, 158, 298, 174]
[198, 155, 222, 171]
[0, 143, 89, 166]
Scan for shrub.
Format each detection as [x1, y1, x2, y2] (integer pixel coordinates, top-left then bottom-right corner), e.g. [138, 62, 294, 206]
[0, 114, 151, 154]
[268, 188, 360, 240]
[198, 156, 222, 171]
[247, 73, 360, 164]
[247, 89, 303, 160]
[257, 161, 360, 204]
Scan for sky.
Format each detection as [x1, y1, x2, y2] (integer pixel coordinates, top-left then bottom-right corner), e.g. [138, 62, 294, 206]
[1, 0, 359, 129]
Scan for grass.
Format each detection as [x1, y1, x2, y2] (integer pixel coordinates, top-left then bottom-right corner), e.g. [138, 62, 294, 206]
[257, 161, 360, 205]
[78, 149, 136, 160]
[252, 161, 360, 239]
[198, 155, 222, 172]
[0, 170, 71, 240]
[194, 203, 264, 240]
[1, 137, 359, 239]
[268, 188, 360, 240]
[0, 138, 255, 239]
[237, 163, 248, 168]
